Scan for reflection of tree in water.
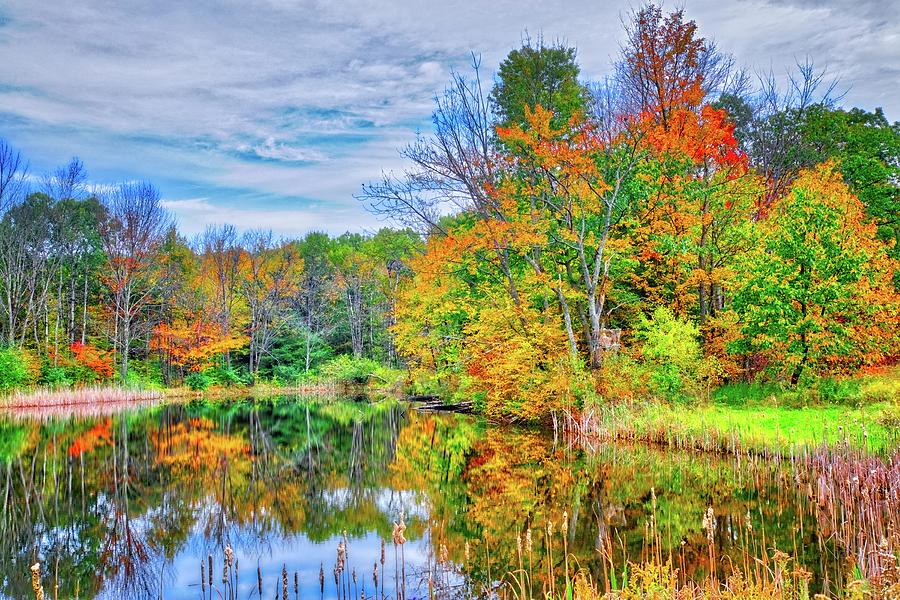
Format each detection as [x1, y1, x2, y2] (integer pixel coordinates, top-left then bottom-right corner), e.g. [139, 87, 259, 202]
[0, 398, 414, 599]
[440, 432, 846, 597]
[0, 417, 162, 599]
[0, 399, 849, 599]
[97, 418, 163, 598]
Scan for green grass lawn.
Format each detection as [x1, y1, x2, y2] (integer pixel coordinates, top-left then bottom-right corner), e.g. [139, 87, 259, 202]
[636, 401, 895, 453]
[593, 368, 900, 454]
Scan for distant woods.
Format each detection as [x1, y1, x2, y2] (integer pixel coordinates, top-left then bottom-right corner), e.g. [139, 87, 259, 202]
[0, 146, 421, 388]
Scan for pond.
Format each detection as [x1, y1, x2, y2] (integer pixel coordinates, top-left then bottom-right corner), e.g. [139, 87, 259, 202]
[0, 396, 847, 599]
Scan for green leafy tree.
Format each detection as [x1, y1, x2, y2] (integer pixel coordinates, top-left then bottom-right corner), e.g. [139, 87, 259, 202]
[635, 306, 703, 400]
[0, 347, 31, 391]
[491, 37, 589, 129]
[731, 163, 898, 385]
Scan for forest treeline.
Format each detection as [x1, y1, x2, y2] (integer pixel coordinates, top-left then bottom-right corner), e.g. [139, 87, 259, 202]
[0, 164, 421, 389]
[0, 4, 897, 415]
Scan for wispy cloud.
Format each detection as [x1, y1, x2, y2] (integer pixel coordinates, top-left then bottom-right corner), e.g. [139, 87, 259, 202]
[0, 0, 896, 236]
[160, 196, 384, 238]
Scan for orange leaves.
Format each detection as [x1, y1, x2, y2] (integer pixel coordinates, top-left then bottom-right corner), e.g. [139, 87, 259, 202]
[152, 319, 247, 372]
[497, 105, 608, 183]
[70, 342, 115, 380]
[68, 419, 112, 457]
[640, 99, 747, 173]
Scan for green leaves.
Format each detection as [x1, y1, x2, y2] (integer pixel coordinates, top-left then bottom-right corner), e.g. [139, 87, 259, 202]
[732, 164, 898, 383]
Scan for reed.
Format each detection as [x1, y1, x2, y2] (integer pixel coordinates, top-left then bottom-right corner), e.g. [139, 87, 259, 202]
[797, 446, 900, 594]
[192, 521, 416, 600]
[557, 404, 895, 458]
[559, 406, 900, 596]
[499, 507, 826, 600]
[2, 385, 163, 410]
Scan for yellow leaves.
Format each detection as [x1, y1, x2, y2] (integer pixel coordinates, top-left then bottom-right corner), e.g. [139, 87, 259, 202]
[463, 299, 575, 421]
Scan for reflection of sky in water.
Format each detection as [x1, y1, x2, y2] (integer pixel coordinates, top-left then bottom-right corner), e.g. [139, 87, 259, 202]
[166, 526, 446, 600]
[104, 482, 442, 598]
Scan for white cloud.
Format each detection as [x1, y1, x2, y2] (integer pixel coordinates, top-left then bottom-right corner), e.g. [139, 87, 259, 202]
[238, 137, 329, 163]
[0, 0, 896, 234]
[160, 197, 384, 238]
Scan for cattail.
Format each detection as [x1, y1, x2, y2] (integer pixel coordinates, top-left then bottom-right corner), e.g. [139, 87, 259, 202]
[318, 563, 325, 596]
[562, 511, 569, 532]
[208, 555, 214, 588]
[702, 507, 717, 543]
[439, 544, 449, 565]
[380, 538, 385, 567]
[201, 559, 206, 596]
[516, 534, 523, 559]
[224, 546, 234, 583]
[281, 565, 288, 600]
[547, 519, 554, 537]
[31, 563, 44, 600]
[743, 511, 753, 532]
[464, 541, 470, 564]
[337, 541, 346, 573]
[373, 562, 378, 589]
[392, 519, 406, 545]
[258, 564, 263, 599]
[295, 572, 299, 600]
[525, 529, 533, 554]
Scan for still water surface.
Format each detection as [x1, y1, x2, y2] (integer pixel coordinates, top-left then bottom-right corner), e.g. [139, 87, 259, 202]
[0, 396, 844, 599]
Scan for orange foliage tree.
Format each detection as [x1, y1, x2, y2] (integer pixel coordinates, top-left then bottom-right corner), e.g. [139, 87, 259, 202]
[151, 318, 248, 373]
[69, 341, 115, 380]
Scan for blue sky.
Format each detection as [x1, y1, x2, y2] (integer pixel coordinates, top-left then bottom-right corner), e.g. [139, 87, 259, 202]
[0, 0, 896, 237]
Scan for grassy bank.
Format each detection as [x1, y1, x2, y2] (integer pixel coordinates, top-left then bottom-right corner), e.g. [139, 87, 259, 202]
[570, 368, 900, 455]
[574, 400, 896, 454]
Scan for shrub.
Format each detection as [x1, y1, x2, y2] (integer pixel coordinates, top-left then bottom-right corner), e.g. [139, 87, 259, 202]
[860, 369, 900, 403]
[270, 364, 305, 384]
[184, 372, 212, 391]
[0, 347, 32, 391]
[208, 366, 247, 387]
[635, 307, 703, 401]
[809, 377, 861, 403]
[320, 356, 381, 384]
[41, 366, 73, 388]
[597, 354, 650, 404]
[70, 342, 114, 380]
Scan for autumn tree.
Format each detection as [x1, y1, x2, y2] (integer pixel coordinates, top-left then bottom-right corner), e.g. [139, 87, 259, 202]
[98, 182, 172, 381]
[612, 4, 755, 328]
[240, 231, 302, 376]
[616, 4, 733, 127]
[151, 319, 246, 374]
[199, 224, 247, 366]
[495, 105, 644, 366]
[731, 163, 898, 384]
